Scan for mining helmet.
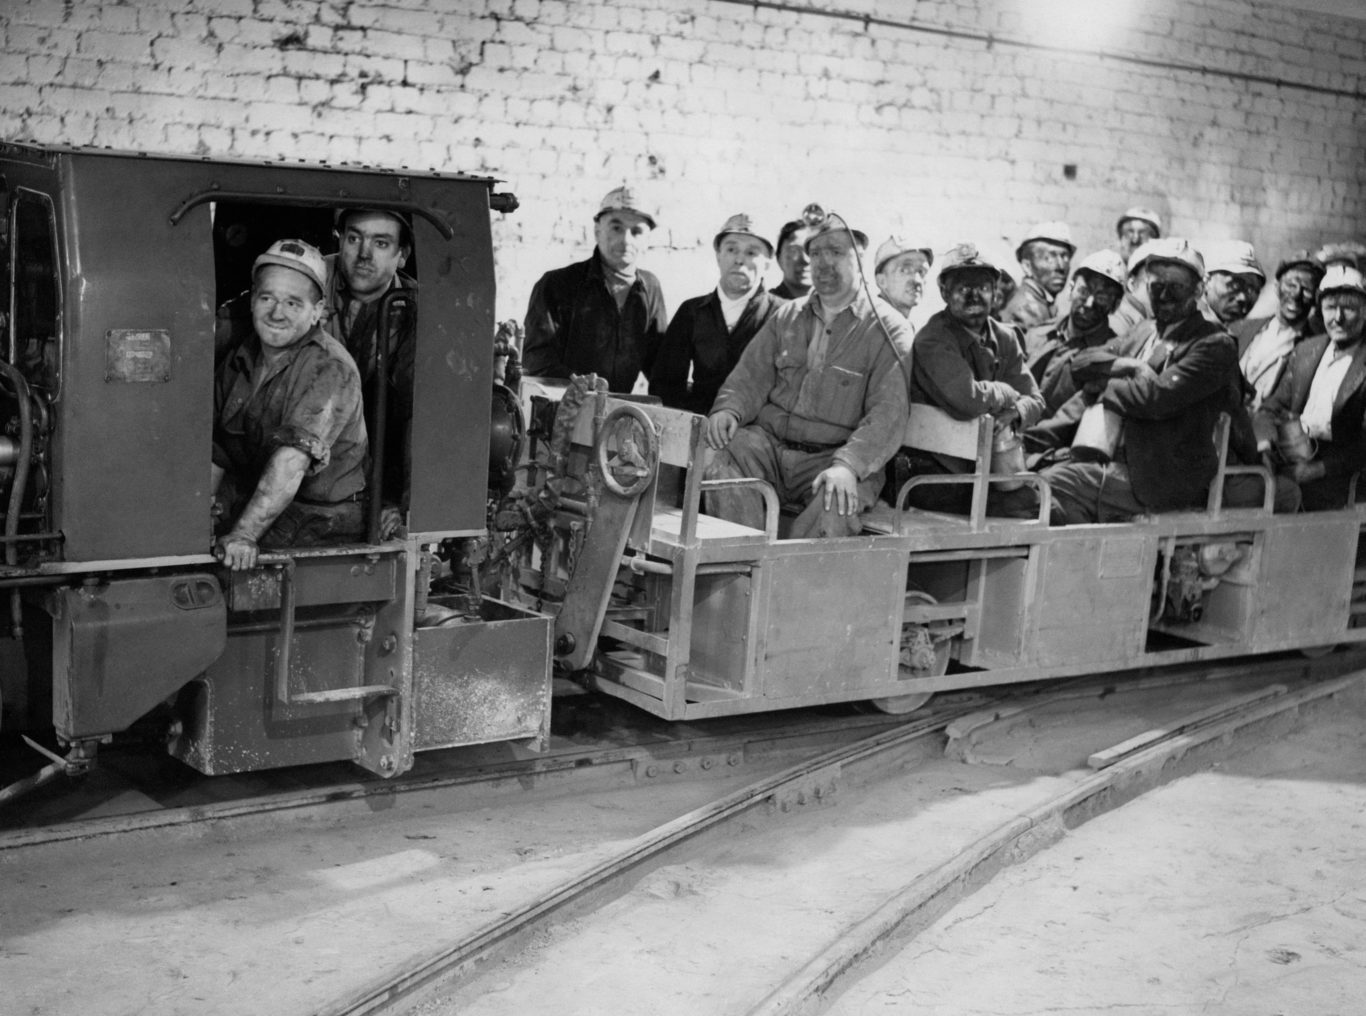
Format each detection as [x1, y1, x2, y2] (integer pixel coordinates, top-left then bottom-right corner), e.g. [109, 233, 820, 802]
[1201, 240, 1265, 282]
[1275, 250, 1325, 281]
[595, 185, 657, 229]
[938, 242, 1001, 281]
[1015, 221, 1076, 262]
[1116, 206, 1163, 237]
[1130, 238, 1204, 280]
[712, 213, 773, 255]
[1073, 249, 1127, 290]
[253, 238, 328, 294]
[874, 236, 934, 274]
[1319, 264, 1366, 299]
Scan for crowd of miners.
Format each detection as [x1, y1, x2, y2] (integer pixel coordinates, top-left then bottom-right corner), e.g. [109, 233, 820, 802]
[521, 186, 1366, 531]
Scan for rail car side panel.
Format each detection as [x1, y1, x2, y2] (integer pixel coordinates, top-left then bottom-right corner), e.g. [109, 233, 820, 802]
[1028, 533, 1153, 668]
[1245, 516, 1354, 645]
[759, 546, 902, 700]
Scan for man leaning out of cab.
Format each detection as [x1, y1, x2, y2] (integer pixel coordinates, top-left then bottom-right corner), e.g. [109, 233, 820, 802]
[212, 239, 368, 571]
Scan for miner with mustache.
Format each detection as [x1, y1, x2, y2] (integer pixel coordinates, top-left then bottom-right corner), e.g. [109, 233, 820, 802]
[903, 243, 1045, 516]
[703, 214, 911, 539]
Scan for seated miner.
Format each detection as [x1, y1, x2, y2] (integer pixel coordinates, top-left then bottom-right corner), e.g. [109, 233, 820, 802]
[770, 216, 816, 301]
[1000, 221, 1075, 329]
[873, 236, 934, 328]
[212, 239, 368, 571]
[1200, 240, 1266, 329]
[902, 243, 1044, 517]
[522, 185, 667, 393]
[1038, 239, 1242, 524]
[1110, 240, 1157, 340]
[1234, 251, 1324, 410]
[648, 213, 782, 414]
[702, 214, 910, 538]
[1252, 265, 1366, 511]
[1025, 249, 1127, 415]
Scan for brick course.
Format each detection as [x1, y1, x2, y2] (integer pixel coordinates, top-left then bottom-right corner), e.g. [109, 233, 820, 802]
[1, 0, 1363, 318]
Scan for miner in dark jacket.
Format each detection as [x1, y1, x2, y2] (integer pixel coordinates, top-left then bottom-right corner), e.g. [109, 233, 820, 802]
[522, 185, 668, 393]
[1040, 239, 1243, 523]
[649, 213, 783, 414]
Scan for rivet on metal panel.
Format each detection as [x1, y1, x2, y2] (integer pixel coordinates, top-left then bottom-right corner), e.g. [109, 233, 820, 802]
[727, 753, 741, 766]
[379, 635, 397, 654]
[673, 760, 686, 773]
[700, 757, 713, 770]
[377, 754, 395, 773]
[645, 764, 659, 778]
[350, 564, 362, 577]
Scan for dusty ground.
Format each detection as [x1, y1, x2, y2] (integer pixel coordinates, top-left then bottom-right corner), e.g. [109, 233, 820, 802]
[413, 675, 1360, 1016]
[3, 673, 1360, 1016]
[825, 708, 1366, 1014]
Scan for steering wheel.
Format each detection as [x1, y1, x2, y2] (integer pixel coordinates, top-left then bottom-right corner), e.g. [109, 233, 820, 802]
[595, 403, 660, 498]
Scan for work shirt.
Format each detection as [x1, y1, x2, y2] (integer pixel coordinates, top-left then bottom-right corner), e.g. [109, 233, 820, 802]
[1025, 316, 1116, 415]
[1300, 341, 1358, 440]
[1000, 277, 1057, 330]
[523, 250, 668, 393]
[711, 290, 911, 481]
[213, 325, 368, 505]
[323, 258, 416, 506]
[1239, 317, 1302, 409]
[1109, 290, 1149, 341]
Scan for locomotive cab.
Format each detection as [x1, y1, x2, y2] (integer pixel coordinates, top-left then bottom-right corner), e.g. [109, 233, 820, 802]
[0, 143, 552, 797]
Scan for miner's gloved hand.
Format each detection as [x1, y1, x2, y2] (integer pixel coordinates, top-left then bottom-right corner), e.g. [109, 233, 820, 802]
[215, 532, 260, 571]
[813, 463, 858, 516]
[379, 505, 407, 541]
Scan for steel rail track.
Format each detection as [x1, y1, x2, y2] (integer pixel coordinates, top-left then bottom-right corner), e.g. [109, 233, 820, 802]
[319, 700, 982, 1016]
[743, 668, 1366, 1016]
[316, 650, 1366, 1016]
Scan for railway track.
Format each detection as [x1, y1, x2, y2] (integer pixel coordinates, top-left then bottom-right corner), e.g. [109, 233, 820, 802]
[3, 653, 1363, 1016]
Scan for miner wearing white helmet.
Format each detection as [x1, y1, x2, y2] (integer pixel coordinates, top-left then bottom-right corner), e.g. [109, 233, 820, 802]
[1026, 249, 1128, 415]
[1253, 265, 1366, 510]
[1001, 220, 1076, 329]
[1039, 239, 1243, 524]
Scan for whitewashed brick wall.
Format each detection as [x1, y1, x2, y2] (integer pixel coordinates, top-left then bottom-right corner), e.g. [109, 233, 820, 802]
[2, 0, 1364, 320]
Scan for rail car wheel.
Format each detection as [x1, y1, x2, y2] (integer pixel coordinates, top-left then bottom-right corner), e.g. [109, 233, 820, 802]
[870, 590, 950, 714]
[595, 403, 659, 498]
[1299, 643, 1337, 658]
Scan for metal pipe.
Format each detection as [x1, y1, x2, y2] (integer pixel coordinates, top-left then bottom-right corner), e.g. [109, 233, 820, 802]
[272, 558, 297, 705]
[0, 360, 33, 640]
[365, 289, 414, 544]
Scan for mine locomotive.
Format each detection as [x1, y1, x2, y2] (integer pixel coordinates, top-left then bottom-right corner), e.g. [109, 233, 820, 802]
[0, 143, 551, 799]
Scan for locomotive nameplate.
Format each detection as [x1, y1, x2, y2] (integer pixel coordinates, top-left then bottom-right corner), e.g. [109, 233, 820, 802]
[105, 329, 172, 383]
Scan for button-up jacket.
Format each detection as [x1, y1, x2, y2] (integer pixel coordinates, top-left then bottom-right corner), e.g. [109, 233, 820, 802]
[649, 287, 782, 414]
[523, 250, 668, 393]
[1254, 333, 1366, 508]
[711, 291, 911, 481]
[1103, 313, 1241, 511]
[911, 311, 1045, 426]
